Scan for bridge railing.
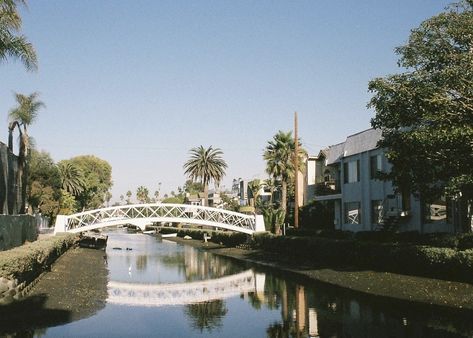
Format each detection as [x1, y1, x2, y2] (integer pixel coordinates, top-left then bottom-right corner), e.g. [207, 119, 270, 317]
[55, 203, 265, 234]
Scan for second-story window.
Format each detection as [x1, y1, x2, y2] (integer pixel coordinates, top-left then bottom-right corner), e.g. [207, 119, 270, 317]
[344, 160, 360, 183]
[370, 154, 383, 179]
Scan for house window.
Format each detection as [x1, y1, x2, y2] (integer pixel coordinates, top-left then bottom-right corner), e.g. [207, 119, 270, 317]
[371, 200, 383, 225]
[343, 160, 360, 183]
[425, 196, 452, 224]
[370, 154, 382, 179]
[345, 202, 361, 224]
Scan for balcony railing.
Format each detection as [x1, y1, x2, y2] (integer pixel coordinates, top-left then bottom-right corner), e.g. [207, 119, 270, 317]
[314, 180, 341, 196]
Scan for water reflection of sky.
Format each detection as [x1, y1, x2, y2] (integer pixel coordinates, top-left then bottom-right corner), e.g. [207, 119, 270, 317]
[105, 231, 244, 284]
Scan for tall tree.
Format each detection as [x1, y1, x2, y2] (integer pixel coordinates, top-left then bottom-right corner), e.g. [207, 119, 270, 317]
[368, 0, 473, 230]
[27, 149, 61, 219]
[136, 185, 149, 204]
[0, 0, 37, 70]
[68, 155, 112, 210]
[126, 190, 132, 204]
[183, 146, 227, 206]
[8, 91, 44, 213]
[263, 131, 305, 213]
[57, 160, 85, 196]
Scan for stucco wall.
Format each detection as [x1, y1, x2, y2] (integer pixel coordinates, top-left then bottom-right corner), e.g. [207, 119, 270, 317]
[0, 215, 38, 251]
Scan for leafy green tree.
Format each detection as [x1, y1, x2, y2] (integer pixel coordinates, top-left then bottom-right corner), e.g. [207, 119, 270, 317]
[183, 179, 204, 194]
[183, 146, 227, 206]
[136, 185, 149, 203]
[68, 155, 112, 210]
[369, 0, 473, 230]
[0, 0, 37, 71]
[8, 92, 44, 213]
[220, 192, 239, 212]
[263, 131, 305, 213]
[126, 190, 132, 204]
[57, 160, 85, 196]
[27, 150, 61, 219]
[58, 189, 77, 215]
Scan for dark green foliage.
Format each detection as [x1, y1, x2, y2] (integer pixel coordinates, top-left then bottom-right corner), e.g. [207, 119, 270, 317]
[458, 233, 473, 250]
[368, 1, 473, 227]
[68, 155, 113, 210]
[253, 233, 473, 283]
[299, 200, 334, 230]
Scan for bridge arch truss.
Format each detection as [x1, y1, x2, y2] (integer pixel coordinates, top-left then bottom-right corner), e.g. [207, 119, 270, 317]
[55, 203, 265, 235]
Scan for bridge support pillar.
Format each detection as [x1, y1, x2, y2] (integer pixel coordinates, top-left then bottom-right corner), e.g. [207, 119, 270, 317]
[54, 215, 67, 234]
[255, 215, 266, 232]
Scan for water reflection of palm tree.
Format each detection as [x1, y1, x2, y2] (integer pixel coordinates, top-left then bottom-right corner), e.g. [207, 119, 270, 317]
[185, 300, 228, 333]
[135, 255, 147, 271]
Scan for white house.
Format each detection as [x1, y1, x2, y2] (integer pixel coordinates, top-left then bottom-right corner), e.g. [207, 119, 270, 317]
[305, 129, 461, 233]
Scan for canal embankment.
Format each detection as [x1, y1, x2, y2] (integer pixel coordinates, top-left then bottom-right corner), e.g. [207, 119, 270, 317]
[166, 236, 473, 311]
[0, 233, 77, 305]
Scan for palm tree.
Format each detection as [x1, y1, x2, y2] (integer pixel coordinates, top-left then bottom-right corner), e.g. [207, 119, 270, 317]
[0, 0, 38, 71]
[136, 186, 149, 204]
[263, 131, 305, 213]
[57, 161, 85, 196]
[8, 92, 44, 213]
[248, 179, 262, 208]
[126, 190, 132, 204]
[183, 146, 227, 206]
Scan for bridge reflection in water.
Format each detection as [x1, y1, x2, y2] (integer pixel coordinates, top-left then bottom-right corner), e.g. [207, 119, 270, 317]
[107, 269, 265, 307]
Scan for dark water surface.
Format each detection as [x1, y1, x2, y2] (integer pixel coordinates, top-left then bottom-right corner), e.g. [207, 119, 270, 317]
[18, 231, 473, 337]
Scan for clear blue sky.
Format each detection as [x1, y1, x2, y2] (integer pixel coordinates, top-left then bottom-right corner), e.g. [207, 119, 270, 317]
[0, 0, 452, 201]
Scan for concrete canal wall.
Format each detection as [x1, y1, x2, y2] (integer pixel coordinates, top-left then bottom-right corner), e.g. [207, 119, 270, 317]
[0, 233, 77, 305]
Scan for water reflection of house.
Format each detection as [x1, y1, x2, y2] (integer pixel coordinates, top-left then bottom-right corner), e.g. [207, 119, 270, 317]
[304, 128, 468, 233]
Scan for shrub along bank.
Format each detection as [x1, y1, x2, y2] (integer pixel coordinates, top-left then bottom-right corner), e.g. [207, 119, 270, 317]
[0, 233, 78, 304]
[158, 226, 248, 247]
[253, 233, 473, 284]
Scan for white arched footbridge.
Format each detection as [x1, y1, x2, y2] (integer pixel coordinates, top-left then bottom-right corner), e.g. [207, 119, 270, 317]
[54, 203, 265, 235]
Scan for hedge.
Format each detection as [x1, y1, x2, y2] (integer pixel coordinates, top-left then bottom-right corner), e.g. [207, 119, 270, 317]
[287, 229, 473, 250]
[0, 234, 78, 284]
[253, 233, 473, 283]
[158, 226, 248, 247]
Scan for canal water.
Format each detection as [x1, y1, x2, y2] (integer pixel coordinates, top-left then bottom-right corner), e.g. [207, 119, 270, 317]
[25, 230, 473, 337]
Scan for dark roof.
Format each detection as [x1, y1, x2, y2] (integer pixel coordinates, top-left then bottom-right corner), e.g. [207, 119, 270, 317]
[343, 128, 382, 157]
[325, 142, 345, 165]
[323, 128, 383, 165]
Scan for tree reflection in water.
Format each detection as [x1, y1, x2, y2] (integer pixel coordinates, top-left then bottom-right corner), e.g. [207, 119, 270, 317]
[184, 300, 228, 333]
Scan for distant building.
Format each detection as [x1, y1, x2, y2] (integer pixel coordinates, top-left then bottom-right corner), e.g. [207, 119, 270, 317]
[184, 193, 205, 206]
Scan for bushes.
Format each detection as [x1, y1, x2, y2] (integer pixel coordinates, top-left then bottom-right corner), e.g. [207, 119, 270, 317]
[0, 234, 77, 283]
[253, 233, 473, 283]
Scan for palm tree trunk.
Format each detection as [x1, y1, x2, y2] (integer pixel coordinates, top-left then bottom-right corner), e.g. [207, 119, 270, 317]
[281, 180, 287, 212]
[203, 182, 209, 207]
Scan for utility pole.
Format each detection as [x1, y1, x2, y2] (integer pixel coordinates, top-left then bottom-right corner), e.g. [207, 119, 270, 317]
[294, 111, 299, 229]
